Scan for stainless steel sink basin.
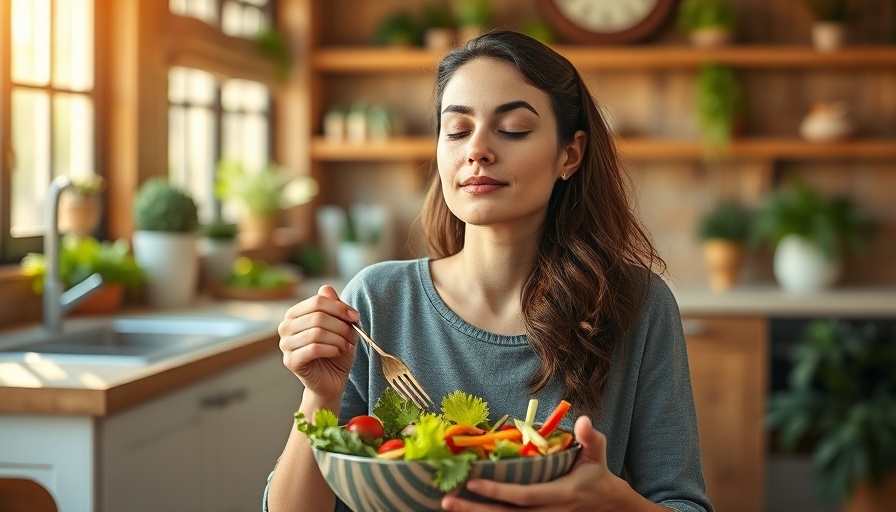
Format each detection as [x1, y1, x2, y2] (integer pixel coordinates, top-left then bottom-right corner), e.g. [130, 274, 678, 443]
[0, 316, 273, 365]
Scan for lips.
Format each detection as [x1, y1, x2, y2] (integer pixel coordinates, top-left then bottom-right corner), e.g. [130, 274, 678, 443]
[459, 175, 507, 195]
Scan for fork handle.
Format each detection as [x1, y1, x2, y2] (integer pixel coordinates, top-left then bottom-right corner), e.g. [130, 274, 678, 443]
[350, 322, 389, 358]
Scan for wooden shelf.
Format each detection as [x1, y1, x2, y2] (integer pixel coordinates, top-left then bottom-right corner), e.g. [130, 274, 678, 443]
[312, 136, 896, 162]
[312, 45, 896, 73]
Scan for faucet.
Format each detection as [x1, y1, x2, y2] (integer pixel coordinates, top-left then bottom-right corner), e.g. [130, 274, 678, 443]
[43, 175, 104, 333]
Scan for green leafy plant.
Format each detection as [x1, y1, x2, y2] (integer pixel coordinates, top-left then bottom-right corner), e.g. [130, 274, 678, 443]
[201, 221, 238, 240]
[804, 0, 856, 21]
[133, 178, 200, 232]
[340, 207, 382, 245]
[422, 1, 456, 30]
[224, 257, 293, 290]
[20, 235, 144, 294]
[453, 0, 492, 28]
[215, 160, 318, 215]
[699, 201, 754, 242]
[373, 11, 423, 46]
[696, 62, 743, 157]
[751, 179, 876, 260]
[69, 175, 106, 198]
[254, 27, 291, 82]
[677, 0, 736, 33]
[766, 319, 896, 503]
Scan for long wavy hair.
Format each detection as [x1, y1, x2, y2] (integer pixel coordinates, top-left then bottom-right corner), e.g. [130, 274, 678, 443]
[420, 31, 664, 414]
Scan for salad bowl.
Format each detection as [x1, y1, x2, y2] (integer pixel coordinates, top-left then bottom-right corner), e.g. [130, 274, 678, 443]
[311, 436, 580, 511]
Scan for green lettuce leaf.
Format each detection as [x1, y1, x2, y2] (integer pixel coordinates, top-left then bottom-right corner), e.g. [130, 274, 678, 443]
[372, 388, 422, 438]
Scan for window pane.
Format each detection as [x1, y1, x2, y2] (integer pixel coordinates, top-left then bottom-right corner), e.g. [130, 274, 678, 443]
[182, 107, 216, 223]
[11, 89, 51, 236]
[221, 79, 269, 112]
[11, 0, 51, 85]
[169, 106, 187, 185]
[53, 93, 95, 181]
[54, 0, 94, 91]
[221, 1, 243, 36]
[170, 0, 217, 23]
[169, 67, 188, 103]
[187, 68, 216, 105]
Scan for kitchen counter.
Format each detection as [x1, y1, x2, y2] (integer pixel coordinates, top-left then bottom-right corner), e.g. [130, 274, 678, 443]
[2, 279, 895, 416]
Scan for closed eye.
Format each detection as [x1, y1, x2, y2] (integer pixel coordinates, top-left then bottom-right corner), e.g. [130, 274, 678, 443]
[445, 131, 470, 140]
[500, 130, 530, 139]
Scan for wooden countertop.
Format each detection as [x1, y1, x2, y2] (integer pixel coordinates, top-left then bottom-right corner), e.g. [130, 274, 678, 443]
[2, 279, 894, 416]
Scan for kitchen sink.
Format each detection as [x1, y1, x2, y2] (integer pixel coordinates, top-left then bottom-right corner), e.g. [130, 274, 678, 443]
[0, 316, 273, 366]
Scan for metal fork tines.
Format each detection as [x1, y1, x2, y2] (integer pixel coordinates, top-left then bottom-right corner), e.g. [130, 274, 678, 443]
[350, 322, 434, 410]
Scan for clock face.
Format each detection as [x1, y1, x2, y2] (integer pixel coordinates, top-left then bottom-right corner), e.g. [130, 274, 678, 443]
[537, 0, 677, 44]
[555, 0, 662, 33]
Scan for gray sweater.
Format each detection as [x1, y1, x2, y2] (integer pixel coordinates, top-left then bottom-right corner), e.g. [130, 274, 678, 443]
[265, 258, 712, 512]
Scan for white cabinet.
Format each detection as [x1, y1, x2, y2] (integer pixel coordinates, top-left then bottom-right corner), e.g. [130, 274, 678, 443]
[100, 352, 302, 512]
[0, 351, 302, 512]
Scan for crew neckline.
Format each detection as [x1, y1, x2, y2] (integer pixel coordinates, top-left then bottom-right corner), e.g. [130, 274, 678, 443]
[417, 257, 529, 346]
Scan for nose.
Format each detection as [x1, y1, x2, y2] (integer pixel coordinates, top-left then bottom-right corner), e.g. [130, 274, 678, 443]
[466, 131, 495, 165]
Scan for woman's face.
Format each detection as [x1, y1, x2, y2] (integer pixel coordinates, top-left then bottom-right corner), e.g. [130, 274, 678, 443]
[436, 58, 576, 233]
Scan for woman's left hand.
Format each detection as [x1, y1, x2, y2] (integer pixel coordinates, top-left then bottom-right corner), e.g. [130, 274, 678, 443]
[441, 416, 661, 512]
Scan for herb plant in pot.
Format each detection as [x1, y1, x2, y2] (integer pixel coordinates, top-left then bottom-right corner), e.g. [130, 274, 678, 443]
[453, 0, 492, 45]
[676, 0, 737, 48]
[337, 205, 385, 280]
[20, 235, 144, 314]
[132, 178, 201, 309]
[697, 200, 753, 291]
[198, 221, 239, 288]
[804, 0, 854, 52]
[215, 160, 319, 246]
[766, 320, 896, 512]
[58, 175, 105, 239]
[751, 179, 876, 293]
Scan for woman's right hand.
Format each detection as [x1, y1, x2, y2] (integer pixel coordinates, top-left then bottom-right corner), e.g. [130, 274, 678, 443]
[278, 284, 360, 405]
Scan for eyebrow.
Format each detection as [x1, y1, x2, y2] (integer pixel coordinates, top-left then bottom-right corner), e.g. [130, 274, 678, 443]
[441, 100, 539, 117]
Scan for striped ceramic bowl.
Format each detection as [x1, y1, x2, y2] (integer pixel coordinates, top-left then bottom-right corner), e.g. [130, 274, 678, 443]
[311, 439, 580, 512]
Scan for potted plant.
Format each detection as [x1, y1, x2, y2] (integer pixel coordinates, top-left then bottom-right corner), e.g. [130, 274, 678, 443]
[453, 0, 492, 44]
[198, 220, 239, 288]
[373, 11, 423, 47]
[697, 200, 753, 291]
[337, 205, 384, 279]
[422, 1, 457, 52]
[751, 179, 876, 293]
[804, 0, 855, 51]
[132, 178, 200, 308]
[58, 175, 105, 239]
[20, 235, 144, 314]
[766, 319, 896, 511]
[215, 160, 318, 246]
[676, 0, 737, 48]
[695, 62, 744, 159]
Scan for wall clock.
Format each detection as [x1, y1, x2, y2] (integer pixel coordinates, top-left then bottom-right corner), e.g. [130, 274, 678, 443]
[536, 0, 678, 45]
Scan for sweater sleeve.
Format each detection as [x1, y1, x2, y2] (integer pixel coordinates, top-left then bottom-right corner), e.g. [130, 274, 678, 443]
[624, 277, 713, 512]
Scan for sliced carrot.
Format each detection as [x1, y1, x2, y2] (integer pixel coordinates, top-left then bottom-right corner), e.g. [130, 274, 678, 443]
[537, 400, 571, 437]
[444, 424, 485, 437]
[451, 429, 522, 447]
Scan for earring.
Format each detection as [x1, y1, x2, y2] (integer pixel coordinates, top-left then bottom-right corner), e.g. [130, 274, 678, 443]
[561, 173, 568, 181]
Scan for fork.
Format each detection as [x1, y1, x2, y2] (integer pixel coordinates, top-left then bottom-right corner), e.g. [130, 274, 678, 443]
[350, 322, 434, 410]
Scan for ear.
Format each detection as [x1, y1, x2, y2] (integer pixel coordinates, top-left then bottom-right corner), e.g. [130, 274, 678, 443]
[559, 130, 586, 179]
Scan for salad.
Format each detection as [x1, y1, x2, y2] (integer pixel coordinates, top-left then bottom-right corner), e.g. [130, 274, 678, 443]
[295, 389, 575, 491]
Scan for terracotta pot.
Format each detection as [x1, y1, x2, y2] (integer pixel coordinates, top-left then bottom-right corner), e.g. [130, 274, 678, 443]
[58, 193, 101, 238]
[239, 212, 279, 247]
[844, 472, 896, 512]
[690, 27, 733, 48]
[73, 283, 125, 315]
[702, 240, 744, 291]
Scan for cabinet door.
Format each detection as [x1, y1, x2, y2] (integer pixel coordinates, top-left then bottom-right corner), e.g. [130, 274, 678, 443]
[683, 316, 767, 512]
[208, 352, 303, 512]
[99, 351, 302, 512]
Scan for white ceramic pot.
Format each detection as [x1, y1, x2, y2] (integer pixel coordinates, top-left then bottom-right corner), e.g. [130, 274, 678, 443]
[811, 22, 845, 52]
[198, 238, 238, 286]
[800, 102, 853, 142]
[337, 242, 379, 280]
[773, 234, 841, 293]
[133, 230, 199, 308]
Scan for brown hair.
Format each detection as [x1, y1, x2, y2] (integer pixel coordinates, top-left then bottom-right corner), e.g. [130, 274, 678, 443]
[420, 31, 664, 414]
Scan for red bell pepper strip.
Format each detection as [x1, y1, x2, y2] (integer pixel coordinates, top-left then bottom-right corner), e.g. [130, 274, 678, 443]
[537, 400, 571, 437]
[519, 442, 540, 457]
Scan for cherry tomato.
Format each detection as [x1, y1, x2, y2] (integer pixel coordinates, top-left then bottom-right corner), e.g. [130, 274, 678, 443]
[377, 439, 405, 454]
[346, 415, 385, 444]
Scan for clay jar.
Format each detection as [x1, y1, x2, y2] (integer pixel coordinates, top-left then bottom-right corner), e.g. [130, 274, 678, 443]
[800, 101, 853, 142]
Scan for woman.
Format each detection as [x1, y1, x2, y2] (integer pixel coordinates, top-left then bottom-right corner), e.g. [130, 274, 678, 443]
[266, 31, 711, 511]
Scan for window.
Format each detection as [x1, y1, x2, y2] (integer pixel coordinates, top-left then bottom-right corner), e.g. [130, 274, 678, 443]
[167, 0, 273, 226]
[1, 0, 96, 262]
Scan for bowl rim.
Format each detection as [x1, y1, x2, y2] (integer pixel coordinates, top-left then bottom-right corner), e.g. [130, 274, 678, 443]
[311, 441, 581, 465]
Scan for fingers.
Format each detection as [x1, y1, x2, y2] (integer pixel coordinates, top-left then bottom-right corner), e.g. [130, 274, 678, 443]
[283, 285, 360, 324]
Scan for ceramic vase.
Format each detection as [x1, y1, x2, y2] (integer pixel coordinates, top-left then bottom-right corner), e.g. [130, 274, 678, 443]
[773, 235, 841, 293]
[812, 22, 845, 52]
[58, 193, 101, 238]
[198, 237, 239, 287]
[800, 102, 853, 142]
[133, 230, 199, 308]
